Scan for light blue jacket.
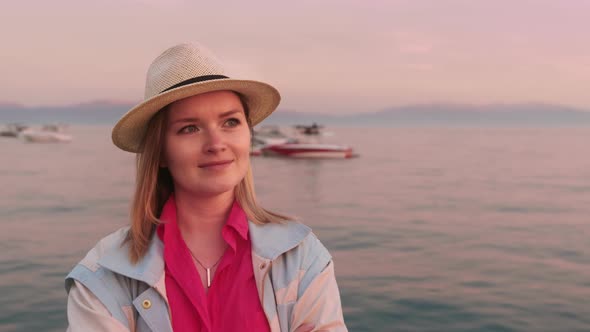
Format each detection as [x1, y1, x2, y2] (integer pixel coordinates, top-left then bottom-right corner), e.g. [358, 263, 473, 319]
[65, 221, 347, 331]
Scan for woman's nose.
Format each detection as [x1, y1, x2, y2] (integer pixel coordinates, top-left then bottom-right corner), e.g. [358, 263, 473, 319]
[203, 129, 227, 153]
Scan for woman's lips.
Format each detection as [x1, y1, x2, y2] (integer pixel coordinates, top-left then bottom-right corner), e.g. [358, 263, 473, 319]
[198, 160, 233, 170]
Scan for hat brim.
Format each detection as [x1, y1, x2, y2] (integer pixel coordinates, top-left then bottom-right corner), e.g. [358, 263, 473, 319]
[112, 78, 280, 152]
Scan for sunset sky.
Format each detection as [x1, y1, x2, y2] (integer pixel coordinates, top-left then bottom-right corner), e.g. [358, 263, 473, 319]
[2, 0, 589, 113]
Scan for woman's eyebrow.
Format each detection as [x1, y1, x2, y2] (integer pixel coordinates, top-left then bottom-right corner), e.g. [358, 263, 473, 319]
[171, 110, 243, 125]
[171, 117, 200, 125]
[218, 110, 242, 118]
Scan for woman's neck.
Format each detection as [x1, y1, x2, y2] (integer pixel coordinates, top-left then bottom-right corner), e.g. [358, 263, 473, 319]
[174, 189, 235, 240]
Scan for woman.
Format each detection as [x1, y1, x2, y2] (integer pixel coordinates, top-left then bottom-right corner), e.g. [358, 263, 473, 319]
[65, 43, 347, 332]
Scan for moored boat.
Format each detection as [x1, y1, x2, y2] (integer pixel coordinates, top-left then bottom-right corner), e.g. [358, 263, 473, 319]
[261, 143, 355, 159]
[19, 124, 72, 143]
[0, 123, 28, 137]
[252, 125, 294, 146]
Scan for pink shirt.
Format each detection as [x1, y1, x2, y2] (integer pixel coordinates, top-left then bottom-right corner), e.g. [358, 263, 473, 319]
[157, 195, 271, 332]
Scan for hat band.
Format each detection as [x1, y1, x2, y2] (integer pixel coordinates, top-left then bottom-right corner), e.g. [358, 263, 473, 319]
[161, 75, 229, 93]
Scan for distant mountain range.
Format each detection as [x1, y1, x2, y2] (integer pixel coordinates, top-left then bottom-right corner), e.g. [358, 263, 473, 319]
[0, 101, 132, 125]
[1, 101, 590, 126]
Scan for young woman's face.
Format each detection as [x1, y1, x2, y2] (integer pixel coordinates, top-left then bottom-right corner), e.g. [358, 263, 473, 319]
[162, 90, 251, 198]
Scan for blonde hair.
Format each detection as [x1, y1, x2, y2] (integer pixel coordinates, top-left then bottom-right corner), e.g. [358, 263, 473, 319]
[125, 95, 291, 264]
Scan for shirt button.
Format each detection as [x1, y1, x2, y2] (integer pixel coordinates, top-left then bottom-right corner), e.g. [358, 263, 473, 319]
[259, 262, 267, 269]
[142, 299, 152, 309]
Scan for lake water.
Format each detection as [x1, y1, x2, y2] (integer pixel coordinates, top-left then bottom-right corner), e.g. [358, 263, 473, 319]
[1, 126, 589, 331]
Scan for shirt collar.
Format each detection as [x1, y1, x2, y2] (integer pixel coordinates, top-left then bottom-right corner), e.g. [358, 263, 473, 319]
[225, 200, 249, 241]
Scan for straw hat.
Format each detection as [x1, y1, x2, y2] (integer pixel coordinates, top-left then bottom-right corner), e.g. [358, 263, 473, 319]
[111, 43, 281, 152]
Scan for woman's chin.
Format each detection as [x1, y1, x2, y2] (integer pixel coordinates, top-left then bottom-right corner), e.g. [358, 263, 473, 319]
[191, 184, 238, 198]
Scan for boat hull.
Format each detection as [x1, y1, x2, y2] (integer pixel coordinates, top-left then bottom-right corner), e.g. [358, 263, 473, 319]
[261, 143, 354, 159]
[20, 132, 72, 143]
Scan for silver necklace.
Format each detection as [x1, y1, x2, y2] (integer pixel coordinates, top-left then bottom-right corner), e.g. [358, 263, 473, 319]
[189, 250, 225, 288]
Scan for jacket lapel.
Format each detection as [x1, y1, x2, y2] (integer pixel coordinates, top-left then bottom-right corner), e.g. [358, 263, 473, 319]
[97, 227, 165, 287]
[248, 220, 311, 260]
[249, 220, 312, 332]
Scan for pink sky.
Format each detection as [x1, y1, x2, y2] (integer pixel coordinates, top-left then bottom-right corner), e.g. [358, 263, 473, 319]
[1, 0, 589, 113]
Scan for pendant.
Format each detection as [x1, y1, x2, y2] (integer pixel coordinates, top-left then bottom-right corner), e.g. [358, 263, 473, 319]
[206, 268, 211, 288]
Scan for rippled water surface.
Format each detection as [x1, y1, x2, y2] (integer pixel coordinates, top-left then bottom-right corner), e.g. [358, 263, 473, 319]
[1, 126, 589, 331]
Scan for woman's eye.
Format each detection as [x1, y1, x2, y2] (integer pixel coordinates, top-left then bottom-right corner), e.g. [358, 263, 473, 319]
[178, 125, 198, 134]
[225, 118, 241, 127]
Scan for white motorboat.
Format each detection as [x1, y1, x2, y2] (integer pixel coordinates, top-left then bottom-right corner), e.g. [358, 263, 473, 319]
[0, 123, 28, 137]
[252, 125, 295, 145]
[261, 142, 355, 159]
[253, 124, 357, 159]
[19, 124, 72, 143]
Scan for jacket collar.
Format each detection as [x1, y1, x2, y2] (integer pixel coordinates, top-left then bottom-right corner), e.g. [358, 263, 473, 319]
[97, 220, 311, 286]
[248, 220, 311, 260]
[97, 228, 165, 286]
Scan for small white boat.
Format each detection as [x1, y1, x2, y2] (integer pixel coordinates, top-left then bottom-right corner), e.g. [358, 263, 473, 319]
[0, 123, 28, 137]
[19, 124, 72, 143]
[252, 125, 294, 145]
[261, 143, 355, 159]
[293, 123, 333, 137]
